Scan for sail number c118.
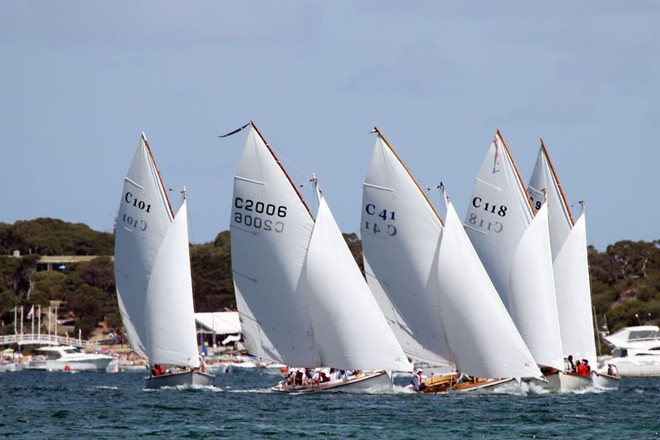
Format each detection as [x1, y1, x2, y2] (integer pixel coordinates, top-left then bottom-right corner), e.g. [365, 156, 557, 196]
[467, 196, 507, 234]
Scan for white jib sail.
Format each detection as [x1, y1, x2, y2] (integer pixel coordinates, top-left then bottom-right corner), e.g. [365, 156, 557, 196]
[361, 135, 452, 368]
[146, 199, 200, 367]
[303, 182, 412, 372]
[114, 134, 174, 361]
[508, 202, 565, 370]
[437, 198, 542, 379]
[230, 124, 318, 367]
[552, 212, 597, 366]
[464, 133, 563, 370]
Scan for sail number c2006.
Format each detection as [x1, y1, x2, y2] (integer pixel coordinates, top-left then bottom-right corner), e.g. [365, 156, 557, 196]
[233, 197, 286, 233]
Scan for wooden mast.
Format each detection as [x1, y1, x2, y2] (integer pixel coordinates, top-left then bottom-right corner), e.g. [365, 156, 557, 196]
[141, 132, 175, 219]
[540, 138, 575, 226]
[249, 121, 314, 219]
[496, 129, 536, 215]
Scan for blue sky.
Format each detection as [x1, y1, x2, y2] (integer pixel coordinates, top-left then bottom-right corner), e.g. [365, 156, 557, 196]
[1, 1, 658, 251]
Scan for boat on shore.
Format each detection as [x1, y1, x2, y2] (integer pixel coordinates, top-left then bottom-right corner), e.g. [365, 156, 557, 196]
[0, 349, 25, 372]
[26, 346, 114, 372]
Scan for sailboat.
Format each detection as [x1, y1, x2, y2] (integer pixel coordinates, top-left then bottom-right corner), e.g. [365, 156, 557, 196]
[464, 131, 565, 390]
[228, 122, 412, 393]
[528, 140, 619, 390]
[361, 128, 542, 393]
[114, 133, 214, 389]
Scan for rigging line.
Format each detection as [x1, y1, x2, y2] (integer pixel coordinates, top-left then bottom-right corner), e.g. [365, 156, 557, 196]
[276, 149, 311, 186]
[218, 122, 250, 138]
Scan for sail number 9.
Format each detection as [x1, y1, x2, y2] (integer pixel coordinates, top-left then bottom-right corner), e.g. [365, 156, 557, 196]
[233, 197, 286, 233]
[362, 203, 397, 236]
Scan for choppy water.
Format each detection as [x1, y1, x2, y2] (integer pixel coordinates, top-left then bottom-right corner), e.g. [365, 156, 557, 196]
[1, 368, 658, 439]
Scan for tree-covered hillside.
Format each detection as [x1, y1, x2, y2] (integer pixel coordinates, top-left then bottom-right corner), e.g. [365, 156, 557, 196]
[0, 218, 657, 346]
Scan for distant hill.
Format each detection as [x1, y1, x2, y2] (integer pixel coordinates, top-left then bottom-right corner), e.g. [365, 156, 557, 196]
[0, 218, 114, 256]
[0, 218, 657, 352]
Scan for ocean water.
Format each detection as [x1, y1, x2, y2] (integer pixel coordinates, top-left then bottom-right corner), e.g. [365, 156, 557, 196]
[1, 368, 658, 439]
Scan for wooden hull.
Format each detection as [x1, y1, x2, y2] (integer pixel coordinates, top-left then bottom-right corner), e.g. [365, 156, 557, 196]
[145, 370, 215, 389]
[271, 371, 392, 394]
[422, 374, 515, 394]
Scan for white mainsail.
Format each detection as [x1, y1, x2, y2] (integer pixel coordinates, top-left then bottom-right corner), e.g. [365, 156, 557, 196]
[528, 143, 597, 366]
[361, 134, 452, 368]
[114, 134, 200, 368]
[527, 141, 573, 258]
[362, 129, 540, 378]
[464, 131, 564, 370]
[231, 122, 411, 372]
[230, 123, 317, 367]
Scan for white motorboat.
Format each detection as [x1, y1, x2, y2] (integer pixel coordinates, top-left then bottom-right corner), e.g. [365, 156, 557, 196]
[0, 361, 24, 372]
[26, 346, 114, 372]
[604, 325, 660, 352]
[601, 326, 660, 377]
[602, 349, 660, 377]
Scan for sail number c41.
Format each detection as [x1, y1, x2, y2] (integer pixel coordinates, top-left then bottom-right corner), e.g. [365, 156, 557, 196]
[362, 204, 397, 236]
